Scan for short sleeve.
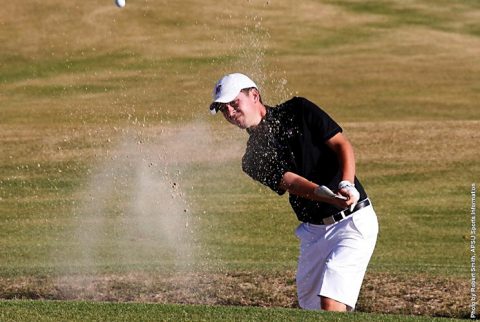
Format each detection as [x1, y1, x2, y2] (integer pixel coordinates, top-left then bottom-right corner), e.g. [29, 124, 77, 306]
[298, 97, 342, 141]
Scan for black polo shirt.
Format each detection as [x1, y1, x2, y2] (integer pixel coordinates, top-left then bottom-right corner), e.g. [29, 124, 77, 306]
[242, 96, 367, 223]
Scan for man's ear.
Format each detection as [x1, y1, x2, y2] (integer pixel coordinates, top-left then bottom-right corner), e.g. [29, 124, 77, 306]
[251, 88, 260, 102]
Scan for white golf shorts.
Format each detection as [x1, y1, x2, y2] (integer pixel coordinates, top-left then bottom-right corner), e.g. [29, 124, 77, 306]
[295, 203, 378, 310]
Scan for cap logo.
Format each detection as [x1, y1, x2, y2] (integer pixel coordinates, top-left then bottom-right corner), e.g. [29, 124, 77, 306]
[215, 84, 222, 96]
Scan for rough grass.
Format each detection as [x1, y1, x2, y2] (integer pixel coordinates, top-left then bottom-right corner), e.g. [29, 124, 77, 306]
[0, 271, 470, 318]
[0, 121, 476, 319]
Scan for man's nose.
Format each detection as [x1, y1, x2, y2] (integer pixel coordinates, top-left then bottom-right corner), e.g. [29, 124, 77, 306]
[225, 105, 236, 117]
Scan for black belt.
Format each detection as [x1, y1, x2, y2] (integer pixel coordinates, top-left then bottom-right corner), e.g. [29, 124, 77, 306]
[316, 199, 371, 225]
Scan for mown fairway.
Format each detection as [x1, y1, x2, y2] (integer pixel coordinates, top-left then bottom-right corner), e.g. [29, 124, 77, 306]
[1, 0, 479, 320]
[0, 300, 467, 322]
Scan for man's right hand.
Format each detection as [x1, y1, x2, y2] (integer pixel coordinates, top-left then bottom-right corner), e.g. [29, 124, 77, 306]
[280, 172, 353, 209]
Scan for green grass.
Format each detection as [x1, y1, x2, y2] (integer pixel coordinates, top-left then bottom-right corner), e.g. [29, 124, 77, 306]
[326, 0, 480, 35]
[0, 300, 466, 322]
[0, 156, 473, 276]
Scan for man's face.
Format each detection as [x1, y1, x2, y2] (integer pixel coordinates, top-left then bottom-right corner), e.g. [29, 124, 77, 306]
[219, 89, 261, 129]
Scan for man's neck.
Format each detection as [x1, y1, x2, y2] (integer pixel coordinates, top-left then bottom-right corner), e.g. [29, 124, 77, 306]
[259, 103, 267, 119]
[246, 104, 268, 132]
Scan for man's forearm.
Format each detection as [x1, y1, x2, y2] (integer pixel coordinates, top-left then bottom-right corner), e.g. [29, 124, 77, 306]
[279, 171, 349, 207]
[338, 141, 355, 183]
[326, 133, 356, 183]
[279, 172, 319, 200]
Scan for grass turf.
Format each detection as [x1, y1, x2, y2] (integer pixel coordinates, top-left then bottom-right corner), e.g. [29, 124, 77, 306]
[0, 300, 467, 322]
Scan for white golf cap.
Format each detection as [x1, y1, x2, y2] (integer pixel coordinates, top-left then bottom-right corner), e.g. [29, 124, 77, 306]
[209, 73, 257, 114]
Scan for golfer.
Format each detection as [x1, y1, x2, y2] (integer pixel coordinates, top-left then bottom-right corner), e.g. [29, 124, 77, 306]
[209, 73, 378, 312]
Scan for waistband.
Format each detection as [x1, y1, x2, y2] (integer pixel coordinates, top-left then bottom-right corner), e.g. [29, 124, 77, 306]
[309, 198, 371, 225]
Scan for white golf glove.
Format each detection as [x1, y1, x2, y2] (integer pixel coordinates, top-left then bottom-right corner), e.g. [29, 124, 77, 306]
[338, 180, 360, 211]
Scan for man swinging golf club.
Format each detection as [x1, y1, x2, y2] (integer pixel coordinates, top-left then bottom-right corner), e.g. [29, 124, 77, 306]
[209, 73, 378, 311]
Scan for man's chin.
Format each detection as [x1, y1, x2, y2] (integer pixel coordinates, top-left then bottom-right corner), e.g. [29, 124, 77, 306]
[232, 120, 247, 129]
[229, 118, 256, 129]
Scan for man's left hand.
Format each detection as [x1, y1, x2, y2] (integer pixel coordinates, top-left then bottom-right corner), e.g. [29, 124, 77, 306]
[338, 180, 360, 211]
